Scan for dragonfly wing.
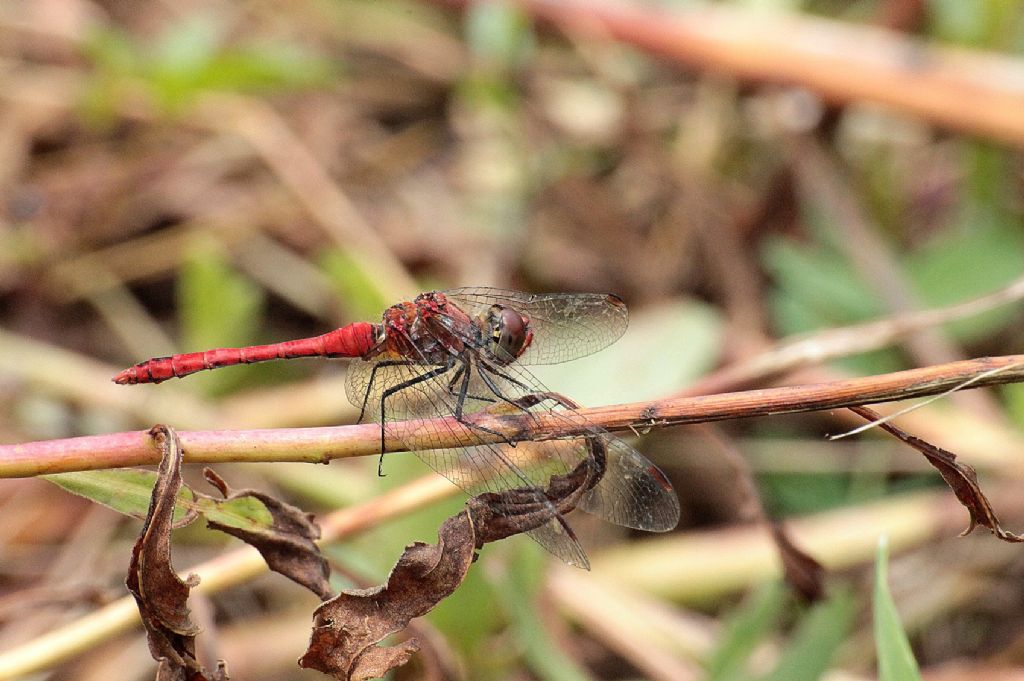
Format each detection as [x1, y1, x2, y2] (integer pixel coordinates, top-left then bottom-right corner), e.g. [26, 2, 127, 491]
[577, 434, 680, 532]
[465, 358, 681, 532]
[350, 357, 580, 484]
[442, 287, 629, 365]
[345, 357, 378, 415]
[527, 518, 590, 570]
[346, 355, 593, 566]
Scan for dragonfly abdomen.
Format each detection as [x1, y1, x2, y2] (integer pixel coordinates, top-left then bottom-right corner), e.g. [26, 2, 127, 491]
[112, 322, 379, 384]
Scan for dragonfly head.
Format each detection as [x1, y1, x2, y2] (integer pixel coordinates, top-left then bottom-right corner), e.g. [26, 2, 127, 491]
[486, 305, 533, 363]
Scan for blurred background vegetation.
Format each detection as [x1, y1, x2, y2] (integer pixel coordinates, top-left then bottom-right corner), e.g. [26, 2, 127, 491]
[2, 0, 1024, 679]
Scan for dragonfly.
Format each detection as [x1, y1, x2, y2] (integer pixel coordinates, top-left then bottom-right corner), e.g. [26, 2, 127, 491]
[114, 287, 680, 568]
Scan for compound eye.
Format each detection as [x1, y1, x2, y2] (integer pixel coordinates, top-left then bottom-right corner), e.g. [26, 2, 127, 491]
[494, 307, 530, 359]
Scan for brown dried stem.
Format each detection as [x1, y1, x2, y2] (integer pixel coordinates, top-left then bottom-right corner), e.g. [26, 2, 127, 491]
[3, 355, 1023, 478]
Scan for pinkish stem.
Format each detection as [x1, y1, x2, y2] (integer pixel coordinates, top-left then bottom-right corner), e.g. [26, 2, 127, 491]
[4, 355, 1024, 478]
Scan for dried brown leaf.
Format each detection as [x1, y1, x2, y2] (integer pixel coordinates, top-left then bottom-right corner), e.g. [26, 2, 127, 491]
[127, 425, 202, 676]
[156, 658, 230, 681]
[298, 510, 475, 680]
[850, 406, 1024, 542]
[128, 425, 230, 681]
[203, 468, 333, 600]
[300, 438, 599, 679]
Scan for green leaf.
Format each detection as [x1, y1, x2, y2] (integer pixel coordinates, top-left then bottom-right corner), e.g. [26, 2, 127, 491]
[928, 0, 1024, 48]
[82, 13, 335, 115]
[759, 589, 856, 681]
[1001, 383, 1024, 429]
[145, 13, 226, 111]
[47, 470, 281, 538]
[45, 469, 196, 525]
[197, 495, 275, 531]
[874, 536, 922, 681]
[763, 234, 903, 377]
[192, 46, 333, 92]
[906, 230, 1024, 345]
[152, 13, 224, 75]
[531, 299, 722, 407]
[177, 237, 265, 393]
[707, 583, 786, 681]
[763, 236, 884, 334]
[757, 472, 852, 517]
[79, 27, 142, 125]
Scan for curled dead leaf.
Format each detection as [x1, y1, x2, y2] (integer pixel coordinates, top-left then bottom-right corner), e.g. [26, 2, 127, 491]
[127, 425, 229, 681]
[298, 510, 473, 680]
[849, 406, 1024, 543]
[202, 468, 334, 600]
[300, 429, 601, 679]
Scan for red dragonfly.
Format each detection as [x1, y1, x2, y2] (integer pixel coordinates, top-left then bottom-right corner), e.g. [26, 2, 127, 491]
[115, 288, 680, 568]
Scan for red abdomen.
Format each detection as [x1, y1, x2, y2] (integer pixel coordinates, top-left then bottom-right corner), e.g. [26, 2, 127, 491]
[113, 322, 379, 384]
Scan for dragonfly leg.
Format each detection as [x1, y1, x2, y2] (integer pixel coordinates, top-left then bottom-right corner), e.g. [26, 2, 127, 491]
[452, 356, 520, 446]
[358, 359, 426, 423]
[475, 362, 546, 432]
[445, 363, 496, 406]
[477, 360, 532, 393]
[376, 358, 456, 475]
[502, 390, 579, 411]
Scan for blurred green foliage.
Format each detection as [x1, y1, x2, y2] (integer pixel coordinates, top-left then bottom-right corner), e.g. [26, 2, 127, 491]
[707, 584, 788, 681]
[707, 582, 856, 681]
[319, 249, 394, 323]
[533, 300, 722, 407]
[928, 0, 1024, 49]
[81, 12, 334, 119]
[767, 183, 1023, 374]
[490, 545, 593, 681]
[464, 1, 535, 70]
[763, 138, 1023, 518]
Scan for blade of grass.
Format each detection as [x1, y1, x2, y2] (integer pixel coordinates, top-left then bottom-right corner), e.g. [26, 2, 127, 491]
[706, 583, 786, 681]
[874, 536, 922, 681]
[758, 589, 856, 681]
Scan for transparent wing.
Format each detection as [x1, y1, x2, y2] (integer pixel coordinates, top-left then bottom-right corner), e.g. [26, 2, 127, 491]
[577, 434, 680, 532]
[346, 356, 579, 491]
[411, 313, 680, 532]
[442, 287, 629, 365]
[473, 361, 681, 532]
[345, 354, 592, 568]
[346, 349, 679, 544]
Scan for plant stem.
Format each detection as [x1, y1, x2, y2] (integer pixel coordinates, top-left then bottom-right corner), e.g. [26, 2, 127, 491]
[3, 355, 1024, 478]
